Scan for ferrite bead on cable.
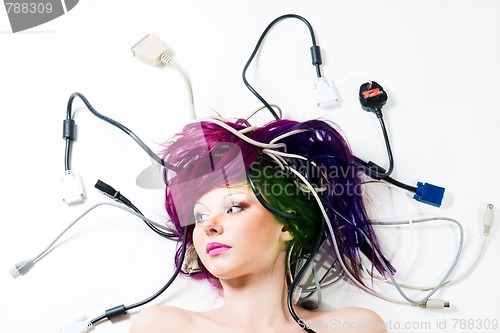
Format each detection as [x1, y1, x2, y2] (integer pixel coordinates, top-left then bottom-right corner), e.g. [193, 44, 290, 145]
[63, 119, 76, 140]
[310, 45, 322, 66]
[105, 304, 127, 320]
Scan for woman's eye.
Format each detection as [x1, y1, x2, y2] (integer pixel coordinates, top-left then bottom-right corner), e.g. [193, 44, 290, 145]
[194, 213, 209, 223]
[226, 203, 244, 214]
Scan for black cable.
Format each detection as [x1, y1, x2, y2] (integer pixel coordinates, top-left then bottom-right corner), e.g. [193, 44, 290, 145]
[64, 92, 177, 172]
[129, 202, 179, 239]
[94, 179, 179, 239]
[374, 111, 394, 178]
[247, 170, 304, 221]
[351, 112, 394, 181]
[242, 14, 322, 120]
[384, 176, 418, 193]
[90, 226, 188, 325]
[287, 219, 325, 333]
[352, 156, 418, 193]
[306, 153, 418, 207]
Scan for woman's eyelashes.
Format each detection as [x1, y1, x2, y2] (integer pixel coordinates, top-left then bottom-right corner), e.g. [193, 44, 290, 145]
[226, 202, 247, 214]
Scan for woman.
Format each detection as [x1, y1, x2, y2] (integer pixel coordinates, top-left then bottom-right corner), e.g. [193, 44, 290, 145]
[129, 117, 393, 333]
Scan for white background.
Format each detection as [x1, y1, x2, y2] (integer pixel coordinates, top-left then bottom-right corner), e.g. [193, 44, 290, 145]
[1, 1, 499, 332]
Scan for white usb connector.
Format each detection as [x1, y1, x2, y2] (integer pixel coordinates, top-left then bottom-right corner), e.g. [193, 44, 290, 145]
[58, 317, 93, 333]
[131, 34, 171, 66]
[313, 77, 339, 108]
[61, 170, 85, 205]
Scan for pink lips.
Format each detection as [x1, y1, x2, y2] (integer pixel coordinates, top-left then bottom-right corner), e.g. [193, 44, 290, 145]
[206, 242, 231, 257]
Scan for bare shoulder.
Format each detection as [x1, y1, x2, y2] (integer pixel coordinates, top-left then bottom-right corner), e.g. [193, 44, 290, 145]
[300, 307, 387, 333]
[128, 305, 193, 333]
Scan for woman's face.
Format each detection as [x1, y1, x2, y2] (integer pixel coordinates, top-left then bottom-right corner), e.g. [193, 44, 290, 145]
[192, 184, 293, 281]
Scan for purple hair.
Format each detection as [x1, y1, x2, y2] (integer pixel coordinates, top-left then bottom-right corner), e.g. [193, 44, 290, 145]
[161, 118, 394, 289]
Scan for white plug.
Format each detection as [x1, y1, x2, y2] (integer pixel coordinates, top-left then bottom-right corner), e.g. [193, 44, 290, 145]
[61, 171, 85, 205]
[421, 299, 450, 309]
[483, 203, 495, 235]
[292, 286, 302, 305]
[131, 34, 171, 66]
[58, 317, 93, 333]
[9, 259, 34, 278]
[313, 77, 339, 108]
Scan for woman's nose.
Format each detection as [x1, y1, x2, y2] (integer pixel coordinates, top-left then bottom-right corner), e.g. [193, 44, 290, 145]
[202, 213, 224, 235]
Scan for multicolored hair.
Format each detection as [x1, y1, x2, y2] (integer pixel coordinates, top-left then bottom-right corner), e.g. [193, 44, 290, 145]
[161, 117, 394, 290]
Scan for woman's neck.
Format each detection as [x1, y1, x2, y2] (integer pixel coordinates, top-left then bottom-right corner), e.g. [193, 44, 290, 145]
[215, 270, 300, 330]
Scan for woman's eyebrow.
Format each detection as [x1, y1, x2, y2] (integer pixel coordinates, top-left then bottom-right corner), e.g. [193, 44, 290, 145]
[222, 191, 250, 201]
[194, 190, 250, 208]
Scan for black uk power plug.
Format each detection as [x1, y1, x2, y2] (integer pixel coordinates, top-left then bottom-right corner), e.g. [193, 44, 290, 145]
[359, 81, 387, 114]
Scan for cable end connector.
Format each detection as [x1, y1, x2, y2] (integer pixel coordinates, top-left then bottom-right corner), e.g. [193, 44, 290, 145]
[94, 179, 131, 206]
[313, 77, 339, 108]
[61, 171, 85, 205]
[420, 299, 450, 309]
[483, 203, 495, 235]
[131, 33, 170, 66]
[292, 286, 302, 305]
[359, 81, 387, 115]
[413, 182, 445, 207]
[10, 259, 34, 278]
[58, 316, 93, 333]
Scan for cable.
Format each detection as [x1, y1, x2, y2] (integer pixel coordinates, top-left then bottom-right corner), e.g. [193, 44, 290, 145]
[242, 14, 324, 119]
[245, 103, 283, 121]
[287, 218, 325, 333]
[131, 33, 195, 120]
[373, 203, 494, 292]
[90, 227, 188, 326]
[9, 201, 175, 277]
[64, 92, 177, 171]
[160, 54, 196, 120]
[195, 117, 286, 150]
[94, 179, 179, 239]
[286, 165, 462, 307]
[355, 81, 445, 207]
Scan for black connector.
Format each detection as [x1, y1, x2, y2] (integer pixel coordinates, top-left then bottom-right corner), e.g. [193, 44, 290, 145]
[359, 81, 387, 115]
[94, 179, 131, 206]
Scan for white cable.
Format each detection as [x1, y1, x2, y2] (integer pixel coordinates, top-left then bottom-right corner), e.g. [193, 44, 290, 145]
[195, 117, 286, 149]
[381, 203, 494, 291]
[238, 126, 260, 134]
[269, 129, 312, 145]
[131, 34, 196, 120]
[262, 149, 287, 170]
[9, 201, 173, 277]
[370, 217, 464, 299]
[262, 148, 308, 161]
[161, 56, 196, 120]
